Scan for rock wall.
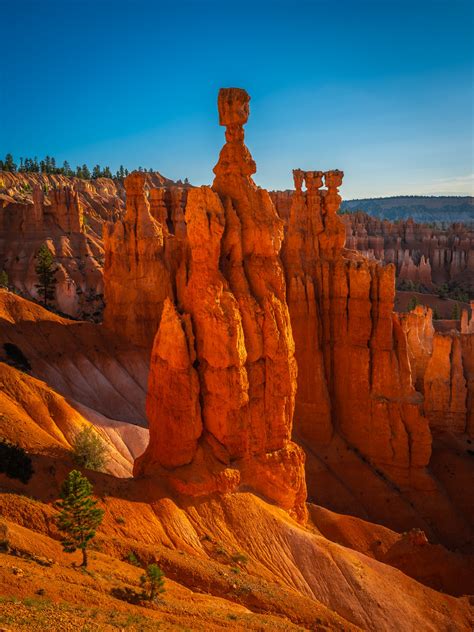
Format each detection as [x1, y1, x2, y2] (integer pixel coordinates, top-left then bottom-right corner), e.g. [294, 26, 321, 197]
[134, 88, 307, 522]
[280, 171, 432, 485]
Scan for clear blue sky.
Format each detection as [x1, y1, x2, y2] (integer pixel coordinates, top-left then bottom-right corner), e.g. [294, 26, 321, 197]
[1, 0, 473, 198]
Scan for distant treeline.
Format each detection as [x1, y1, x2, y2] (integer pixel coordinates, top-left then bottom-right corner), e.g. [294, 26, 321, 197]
[0, 153, 157, 180]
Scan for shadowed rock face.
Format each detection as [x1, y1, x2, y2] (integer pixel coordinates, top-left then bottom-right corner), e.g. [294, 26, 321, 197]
[400, 304, 473, 437]
[281, 169, 432, 477]
[134, 88, 307, 523]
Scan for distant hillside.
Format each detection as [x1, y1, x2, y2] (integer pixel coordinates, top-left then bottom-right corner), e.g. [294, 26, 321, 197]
[340, 196, 474, 223]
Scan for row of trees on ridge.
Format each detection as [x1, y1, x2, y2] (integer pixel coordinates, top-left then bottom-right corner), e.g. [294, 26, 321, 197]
[0, 153, 156, 180]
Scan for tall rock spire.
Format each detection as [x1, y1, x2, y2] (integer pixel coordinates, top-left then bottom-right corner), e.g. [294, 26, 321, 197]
[134, 88, 307, 522]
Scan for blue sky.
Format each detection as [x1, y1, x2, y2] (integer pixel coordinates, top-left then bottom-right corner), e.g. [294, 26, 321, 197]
[1, 0, 473, 197]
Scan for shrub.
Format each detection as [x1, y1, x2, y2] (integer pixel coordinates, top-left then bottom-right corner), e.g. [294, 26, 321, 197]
[407, 296, 419, 312]
[126, 551, 141, 567]
[0, 439, 34, 484]
[71, 426, 108, 471]
[140, 563, 165, 601]
[231, 552, 248, 565]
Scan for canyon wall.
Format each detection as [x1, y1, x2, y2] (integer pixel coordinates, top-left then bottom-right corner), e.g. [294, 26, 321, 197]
[342, 211, 474, 293]
[0, 171, 185, 320]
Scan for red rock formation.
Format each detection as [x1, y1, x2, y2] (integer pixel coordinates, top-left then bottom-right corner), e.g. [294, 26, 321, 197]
[281, 170, 432, 484]
[0, 174, 106, 319]
[103, 172, 174, 349]
[401, 304, 474, 436]
[135, 88, 307, 522]
[0, 170, 184, 319]
[339, 211, 474, 292]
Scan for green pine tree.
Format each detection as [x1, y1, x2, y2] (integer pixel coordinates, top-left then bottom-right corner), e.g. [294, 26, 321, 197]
[81, 164, 91, 179]
[3, 153, 17, 172]
[451, 303, 461, 320]
[407, 296, 419, 312]
[34, 244, 57, 307]
[92, 165, 102, 179]
[140, 563, 166, 601]
[56, 470, 104, 568]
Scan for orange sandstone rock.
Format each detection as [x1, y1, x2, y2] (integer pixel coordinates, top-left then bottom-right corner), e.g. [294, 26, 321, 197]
[103, 172, 174, 348]
[281, 169, 432, 486]
[135, 89, 306, 522]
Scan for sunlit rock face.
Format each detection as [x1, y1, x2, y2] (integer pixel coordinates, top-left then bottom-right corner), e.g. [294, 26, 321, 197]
[133, 88, 307, 523]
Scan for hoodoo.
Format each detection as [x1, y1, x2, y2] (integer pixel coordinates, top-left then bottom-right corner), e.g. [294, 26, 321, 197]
[281, 168, 432, 478]
[134, 88, 307, 522]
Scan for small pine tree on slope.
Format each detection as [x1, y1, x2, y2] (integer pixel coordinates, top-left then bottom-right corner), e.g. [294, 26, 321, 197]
[35, 244, 57, 307]
[56, 470, 104, 568]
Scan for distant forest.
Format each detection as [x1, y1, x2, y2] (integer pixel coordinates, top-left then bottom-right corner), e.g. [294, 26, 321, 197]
[0, 153, 157, 180]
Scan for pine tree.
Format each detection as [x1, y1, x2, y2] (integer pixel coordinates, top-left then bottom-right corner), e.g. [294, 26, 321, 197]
[407, 296, 419, 312]
[0, 269, 8, 289]
[92, 165, 102, 179]
[3, 153, 17, 172]
[56, 470, 104, 568]
[451, 302, 461, 320]
[82, 164, 91, 179]
[140, 563, 166, 601]
[102, 166, 112, 179]
[34, 244, 57, 307]
[63, 161, 73, 176]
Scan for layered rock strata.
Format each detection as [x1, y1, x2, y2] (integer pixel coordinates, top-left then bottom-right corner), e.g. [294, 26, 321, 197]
[342, 212, 474, 292]
[134, 88, 307, 522]
[103, 172, 175, 349]
[281, 170, 432, 482]
[0, 171, 185, 320]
